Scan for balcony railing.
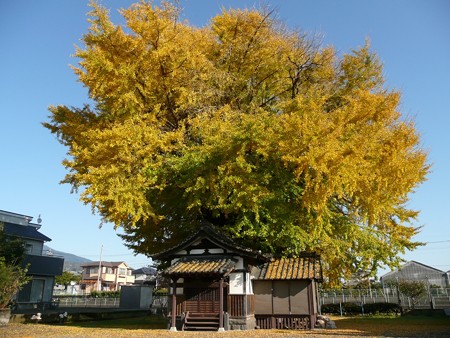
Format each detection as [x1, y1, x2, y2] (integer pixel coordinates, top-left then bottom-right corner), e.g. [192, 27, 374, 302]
[22, 254, 64, 276]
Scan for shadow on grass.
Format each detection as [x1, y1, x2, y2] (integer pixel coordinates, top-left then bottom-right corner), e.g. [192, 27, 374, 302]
[332, 314, 450, 337]
[65, 315, 168, 330]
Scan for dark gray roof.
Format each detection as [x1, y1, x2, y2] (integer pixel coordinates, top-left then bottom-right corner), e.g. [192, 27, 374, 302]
[3, 222, 51, 242]
[80, 261, 131, 268]
[133, 267, 156, 275]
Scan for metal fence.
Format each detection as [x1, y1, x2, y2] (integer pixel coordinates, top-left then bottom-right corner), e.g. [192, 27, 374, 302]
[52, 294, 169, 311]
[56, 297, 120, 308]
[52, 288, 449, 312]
[320, 288, 450, 310]
[150, 294, 169, 315]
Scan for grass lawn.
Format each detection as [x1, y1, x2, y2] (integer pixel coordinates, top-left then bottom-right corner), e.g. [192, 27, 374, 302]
[1, 314, 449, 337]
[332, 314, 450, 336]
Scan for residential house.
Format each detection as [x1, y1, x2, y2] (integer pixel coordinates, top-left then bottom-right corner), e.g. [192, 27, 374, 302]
[152, 223, 322, 331]
[80, 261, 135, 293]
[133, 266, 156, 286]
[0, 210, 64, 307]
[381, 261, 448, 288]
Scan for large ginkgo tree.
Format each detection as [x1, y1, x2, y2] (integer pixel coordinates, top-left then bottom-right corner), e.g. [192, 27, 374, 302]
[44, 1, 429, 284]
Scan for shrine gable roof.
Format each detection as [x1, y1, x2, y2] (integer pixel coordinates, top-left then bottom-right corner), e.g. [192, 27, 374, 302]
[151, 223, 266, 261]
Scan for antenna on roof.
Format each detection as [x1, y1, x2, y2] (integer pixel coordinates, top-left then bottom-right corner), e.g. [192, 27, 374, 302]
[37, 214, 42, 224]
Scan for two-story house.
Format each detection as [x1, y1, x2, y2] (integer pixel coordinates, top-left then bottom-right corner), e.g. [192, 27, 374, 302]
[0, 210, 64, 308]
[133, 266, 157, 286]
[80, 261, 135, 293]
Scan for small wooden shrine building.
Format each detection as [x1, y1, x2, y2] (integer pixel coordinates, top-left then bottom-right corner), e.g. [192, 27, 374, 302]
[152, 224, 322, 331]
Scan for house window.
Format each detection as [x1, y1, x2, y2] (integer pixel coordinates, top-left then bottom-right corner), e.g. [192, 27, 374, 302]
[119, 268, 126, 275]
[18, 278, 45, 302]
[88, 267, 98, 275]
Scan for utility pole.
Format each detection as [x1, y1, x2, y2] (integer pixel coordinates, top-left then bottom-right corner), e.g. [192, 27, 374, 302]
[97, 245, 103, 291]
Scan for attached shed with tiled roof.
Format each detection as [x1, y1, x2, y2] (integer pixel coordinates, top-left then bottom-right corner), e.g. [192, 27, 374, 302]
[254, 256, 323, 281]
[251, 255, 322, 329]
[152, 223, 322, 332]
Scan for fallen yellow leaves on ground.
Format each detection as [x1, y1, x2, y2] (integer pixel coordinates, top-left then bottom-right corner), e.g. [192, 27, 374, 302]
[0, 324, 364, 338]
[1, 315, 449, 337]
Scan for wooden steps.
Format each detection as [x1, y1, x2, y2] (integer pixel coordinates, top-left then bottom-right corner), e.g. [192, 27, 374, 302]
[183, 312, 220, 331]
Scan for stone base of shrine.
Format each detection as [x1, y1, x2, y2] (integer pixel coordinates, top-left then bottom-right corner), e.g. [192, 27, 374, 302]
[227, 314, 256, 330]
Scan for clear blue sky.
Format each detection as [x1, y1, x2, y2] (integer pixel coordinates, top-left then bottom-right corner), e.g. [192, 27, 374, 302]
[1, 0, 449, 275]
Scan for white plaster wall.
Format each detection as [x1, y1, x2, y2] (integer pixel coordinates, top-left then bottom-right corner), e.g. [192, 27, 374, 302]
[168, 278, 184, 294]
[229, 272, 253, 294]
[208, 248, 224, 254]
[190, 249, 205, 254]
[229, 272, 244, 294]
[235, 257, 244, 269]
[246, 273, 253, 294]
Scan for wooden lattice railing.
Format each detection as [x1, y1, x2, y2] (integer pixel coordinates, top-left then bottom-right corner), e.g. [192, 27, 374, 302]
[228, 294, 254, 317]
[255, 314, 311, 330]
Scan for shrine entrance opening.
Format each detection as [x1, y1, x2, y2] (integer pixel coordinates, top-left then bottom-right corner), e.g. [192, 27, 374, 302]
[184, 279, 228, 314]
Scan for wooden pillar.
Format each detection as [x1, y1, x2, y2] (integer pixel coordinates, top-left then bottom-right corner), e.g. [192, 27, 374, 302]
[307, 281, 314, 330]
[271, 280, 275, 329]
[243, 272, 247, 316]
[170, 278, 178, 331]
[218, 277, 225, 332]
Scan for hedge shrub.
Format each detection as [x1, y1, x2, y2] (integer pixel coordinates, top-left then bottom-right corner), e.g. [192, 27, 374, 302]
[321, 302, 400, 315]
[89, 290, 120, 298]
[363, 302, 401, 314]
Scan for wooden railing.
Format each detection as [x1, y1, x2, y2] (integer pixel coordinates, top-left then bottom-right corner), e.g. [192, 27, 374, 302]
[172, 295, 185, 316]
[228, 294, 254, 317]
[255, 314, 311, 330]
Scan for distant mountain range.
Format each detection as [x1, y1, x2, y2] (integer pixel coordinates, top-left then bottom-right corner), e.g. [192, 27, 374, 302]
[43, 245, 92, 273]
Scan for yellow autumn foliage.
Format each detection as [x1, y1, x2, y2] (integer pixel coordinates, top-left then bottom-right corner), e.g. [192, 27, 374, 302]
[44, 1, 429, 283]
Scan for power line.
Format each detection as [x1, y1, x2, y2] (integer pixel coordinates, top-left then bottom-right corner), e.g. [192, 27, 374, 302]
[81, 253, 149, 257]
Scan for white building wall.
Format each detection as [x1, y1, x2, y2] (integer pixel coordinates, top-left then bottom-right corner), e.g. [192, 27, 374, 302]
[229, 272, 252, 294]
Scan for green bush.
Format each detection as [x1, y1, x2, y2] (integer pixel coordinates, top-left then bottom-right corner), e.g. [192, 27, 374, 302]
[153, 288, 168, 295]
[321, 302, 400, 315]
[89, 290, 120, 298]
[363, 302, 401, 315]
[0, 258, 30, 308]
[321, 302, 361, 314]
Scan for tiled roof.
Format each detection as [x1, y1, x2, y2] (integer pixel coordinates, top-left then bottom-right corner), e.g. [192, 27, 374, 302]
[164, 258, 236, 277]
[254, 256, 322, 281]
[3, 222, 51, 242]
[133, 267, 156, 275]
